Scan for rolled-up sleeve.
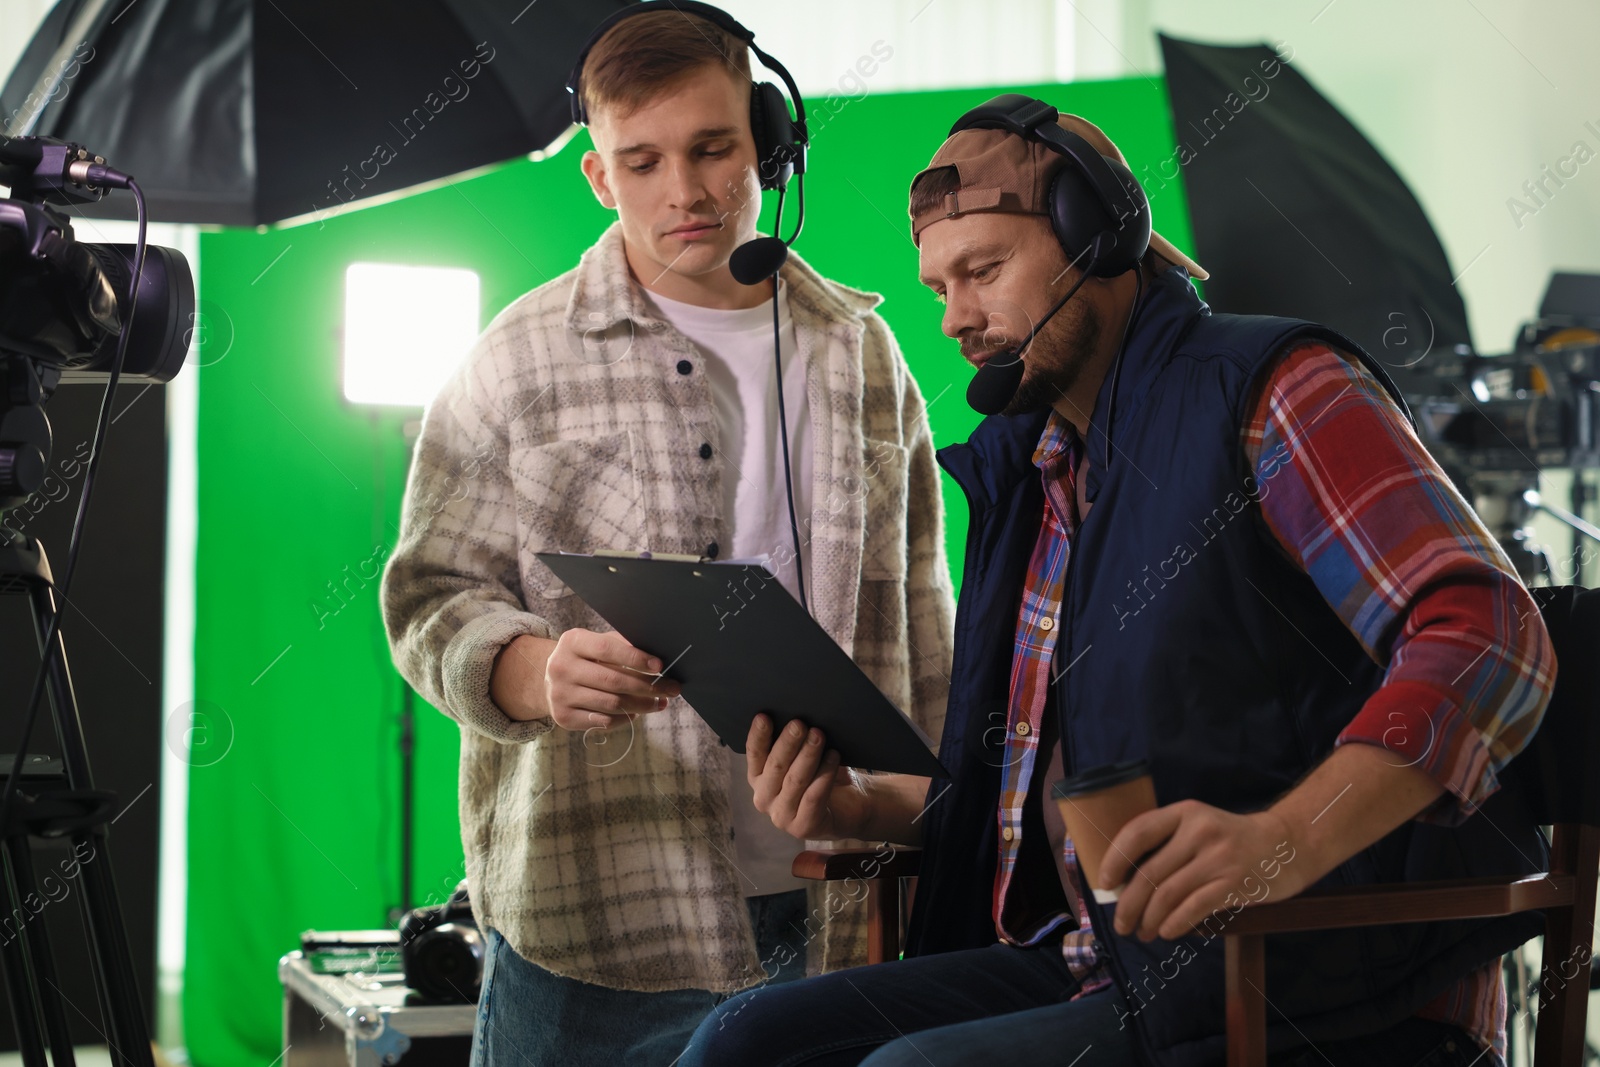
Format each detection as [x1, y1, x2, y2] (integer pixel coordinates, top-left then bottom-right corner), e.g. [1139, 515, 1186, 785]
[379, 331, 559, 744]
[1242, 342, 1556, 825]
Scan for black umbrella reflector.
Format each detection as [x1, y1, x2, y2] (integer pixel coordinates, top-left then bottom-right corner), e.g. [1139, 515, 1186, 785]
[1158, 34, 1473, 382]
[1, 0, 635, 226]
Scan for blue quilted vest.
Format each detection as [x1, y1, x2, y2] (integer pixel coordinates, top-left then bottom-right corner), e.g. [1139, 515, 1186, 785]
[910, 267, 1545, 1065]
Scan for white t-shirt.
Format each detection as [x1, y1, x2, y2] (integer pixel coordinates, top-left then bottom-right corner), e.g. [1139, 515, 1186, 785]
[645, 279, 814, 896]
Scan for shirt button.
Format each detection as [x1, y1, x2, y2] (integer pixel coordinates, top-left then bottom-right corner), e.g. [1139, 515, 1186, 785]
[699, 442, 713, 460]
[1001, 827, 1015, 842]
[1015, 722, 1031, 737]
[677, 359, 693, 375]
[705, 541, 719, 559]
[1040, 617, 1055, 631]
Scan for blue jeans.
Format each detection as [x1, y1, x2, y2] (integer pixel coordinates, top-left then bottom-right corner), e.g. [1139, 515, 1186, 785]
[469, 889, 809, 1067]
[678, 941, 1138, 1067]
[677, 941, 1484, 1067]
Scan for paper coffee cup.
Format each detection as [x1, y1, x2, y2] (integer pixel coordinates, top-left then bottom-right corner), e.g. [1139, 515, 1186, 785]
[1052, 759, 1156, 904]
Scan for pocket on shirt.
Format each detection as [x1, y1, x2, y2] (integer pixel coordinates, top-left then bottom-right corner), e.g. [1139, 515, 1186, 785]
[860, 437, 909, 581]
[509, 431, 648, 600]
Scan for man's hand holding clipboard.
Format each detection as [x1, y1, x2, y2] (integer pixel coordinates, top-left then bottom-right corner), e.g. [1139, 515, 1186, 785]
[743, 712, 941, 847]
[490, 627, 684, 732]
[534, 550, 950, 780]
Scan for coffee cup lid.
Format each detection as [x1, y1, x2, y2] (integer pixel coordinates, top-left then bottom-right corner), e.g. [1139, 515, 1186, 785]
[1052, 758, 1151, 800]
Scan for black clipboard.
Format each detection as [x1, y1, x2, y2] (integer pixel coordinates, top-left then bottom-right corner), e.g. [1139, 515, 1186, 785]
[535, 551, 949, 778]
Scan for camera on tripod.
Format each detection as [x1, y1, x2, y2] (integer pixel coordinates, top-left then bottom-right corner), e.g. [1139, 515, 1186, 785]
[0, 133, 192, 517]
[0, 133, 194, 1067]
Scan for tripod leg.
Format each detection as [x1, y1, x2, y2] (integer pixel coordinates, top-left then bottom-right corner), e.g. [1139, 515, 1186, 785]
[69, 868, 115, 1062]
[70, 828, 153, 1067]
[8, 840, 79, 1067]
[28, 569, 154, 1067]
[0, 836, 55, 1067]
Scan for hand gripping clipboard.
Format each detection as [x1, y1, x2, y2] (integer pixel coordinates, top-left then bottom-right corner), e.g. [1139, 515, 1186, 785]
[535, 550, 949, 778]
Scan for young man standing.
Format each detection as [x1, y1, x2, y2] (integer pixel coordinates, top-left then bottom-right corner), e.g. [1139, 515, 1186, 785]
[380, 5, 952, 1064]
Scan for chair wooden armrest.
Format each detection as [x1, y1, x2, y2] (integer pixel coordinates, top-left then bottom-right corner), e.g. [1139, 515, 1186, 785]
[792, 847, 923, 964]
[1222, 824, 1599, 1067]
[791, 847, 923, 883]
[1219, 873, 1574, 937]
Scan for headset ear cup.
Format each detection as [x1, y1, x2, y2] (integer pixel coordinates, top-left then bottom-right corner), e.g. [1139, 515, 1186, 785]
[750, 81, 795, 190]
[1048, 160, 1149, 277]
[1048, 165, 1114, 273]
[1101, 156, 1151, 272]
[748, 83, 772, 179]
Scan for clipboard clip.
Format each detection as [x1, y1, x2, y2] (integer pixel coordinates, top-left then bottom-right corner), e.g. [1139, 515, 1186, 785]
[591, 549, 705, 563]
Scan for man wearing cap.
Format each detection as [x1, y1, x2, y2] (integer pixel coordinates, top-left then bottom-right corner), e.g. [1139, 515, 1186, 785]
[678, 99, 1553, 1067]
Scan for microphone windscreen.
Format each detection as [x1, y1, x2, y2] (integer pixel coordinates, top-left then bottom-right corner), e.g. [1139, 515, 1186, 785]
[730, 237, 790, 285]
[966, 354, 1026, 416]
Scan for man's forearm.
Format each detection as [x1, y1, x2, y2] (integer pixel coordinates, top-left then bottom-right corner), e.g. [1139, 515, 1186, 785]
[855, 772, 936, 846]
[490, 634, 558, 721]
[1267, 741, 1446, 889]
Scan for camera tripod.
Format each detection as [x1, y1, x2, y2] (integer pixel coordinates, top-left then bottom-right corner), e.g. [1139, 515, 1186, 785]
[0, 531, 153, 1067]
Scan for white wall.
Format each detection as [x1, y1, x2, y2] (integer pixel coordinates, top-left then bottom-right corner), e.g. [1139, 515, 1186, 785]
[712, 0, 1165, 93]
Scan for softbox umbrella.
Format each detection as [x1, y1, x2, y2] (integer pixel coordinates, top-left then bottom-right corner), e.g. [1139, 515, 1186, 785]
[1158, 34, 1474, 382]
[1, 0, 634, 226]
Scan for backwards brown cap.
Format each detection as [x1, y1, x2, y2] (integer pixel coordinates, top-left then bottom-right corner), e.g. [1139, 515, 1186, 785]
[908, 113, 1208, 281]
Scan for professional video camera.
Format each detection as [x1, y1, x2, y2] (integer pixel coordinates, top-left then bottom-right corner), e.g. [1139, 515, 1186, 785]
[1, 133, 192, 515]
[1402, 272, 1600, 582]
[0, 133, 194, 1064]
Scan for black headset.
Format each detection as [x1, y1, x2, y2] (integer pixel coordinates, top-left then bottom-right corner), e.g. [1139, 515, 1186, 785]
[566, 0, 809, 192]
[949, 95, 1153, 436]
[947, 93, 1151, 278]
[565, 1, 814, 612]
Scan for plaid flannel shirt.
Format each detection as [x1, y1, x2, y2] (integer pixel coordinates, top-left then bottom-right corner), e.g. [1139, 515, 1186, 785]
[992, 342, 1554, 1061]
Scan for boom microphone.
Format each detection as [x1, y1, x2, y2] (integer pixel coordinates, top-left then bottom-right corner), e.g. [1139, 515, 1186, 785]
[966, 259, 1098, 416]
[730, 170, 806, 286]
[730, 236, 790, 286]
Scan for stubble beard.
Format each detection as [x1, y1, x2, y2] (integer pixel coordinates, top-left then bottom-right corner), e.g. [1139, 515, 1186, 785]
[1000, 296, 1104, 419]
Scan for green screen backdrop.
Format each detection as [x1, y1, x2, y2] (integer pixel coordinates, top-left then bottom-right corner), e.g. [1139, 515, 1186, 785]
[187, 76, 1191, 1064]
